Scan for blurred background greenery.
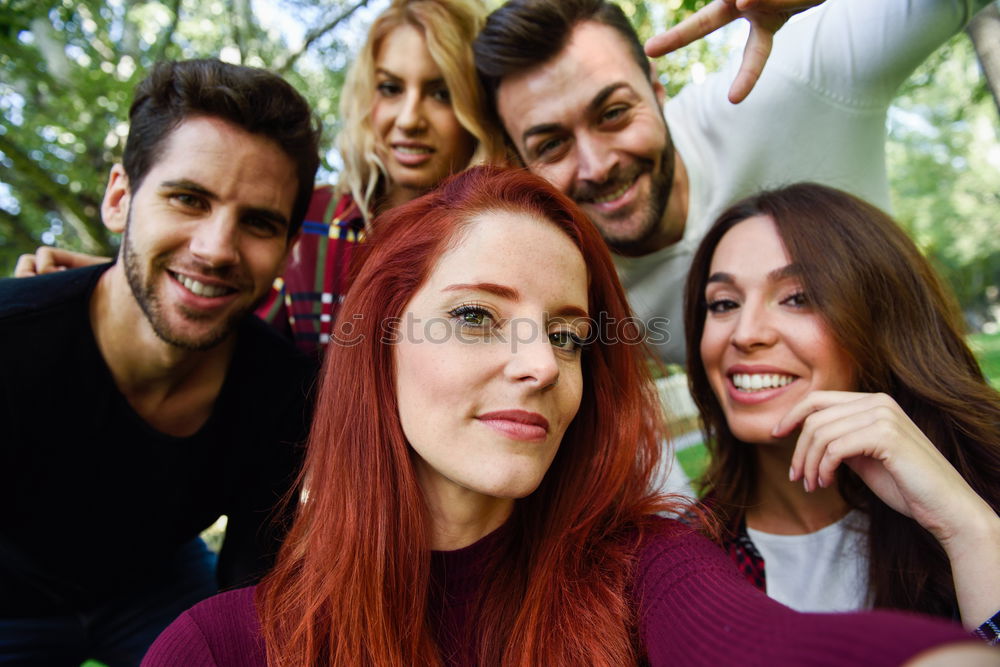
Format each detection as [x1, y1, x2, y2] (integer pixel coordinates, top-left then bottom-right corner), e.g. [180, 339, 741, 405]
[2, 1, 998, 332]
[2, 0, 998, 323]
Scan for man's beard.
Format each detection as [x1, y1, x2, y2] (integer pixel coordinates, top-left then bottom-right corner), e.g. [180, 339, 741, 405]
[571, 136, 675, 257]
[122, 213, 245, 352]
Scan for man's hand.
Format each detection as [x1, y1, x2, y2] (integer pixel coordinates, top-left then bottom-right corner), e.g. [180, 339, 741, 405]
[13, 247, 110, 277]
[644, 0, 824, 104]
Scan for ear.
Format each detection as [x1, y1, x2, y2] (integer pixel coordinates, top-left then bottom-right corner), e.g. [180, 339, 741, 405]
[101, 164, 130, 234]
[648, 60, 666, 107]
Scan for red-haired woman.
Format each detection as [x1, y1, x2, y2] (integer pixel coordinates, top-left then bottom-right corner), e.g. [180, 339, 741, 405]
[684, 183, 1000, 642]
[144, 168, 986, 666]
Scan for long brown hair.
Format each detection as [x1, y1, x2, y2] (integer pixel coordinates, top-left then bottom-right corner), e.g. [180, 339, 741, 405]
[259, 166, 676, 665]
[684, 182, 1000, 616]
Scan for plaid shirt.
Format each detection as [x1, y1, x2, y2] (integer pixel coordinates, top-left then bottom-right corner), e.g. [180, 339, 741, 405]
[255, 187, 366, 356]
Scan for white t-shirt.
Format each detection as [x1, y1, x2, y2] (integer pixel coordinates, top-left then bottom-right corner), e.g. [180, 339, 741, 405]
[615, 0, 991, 364]
[747, 510, 871, 613]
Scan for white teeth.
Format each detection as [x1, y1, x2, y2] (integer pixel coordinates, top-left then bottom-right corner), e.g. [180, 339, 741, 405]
[176, 273, 229, 298]
[731, 373, 794, 392]
[591, 178, 633, 204]
[395, 145, 432, 155]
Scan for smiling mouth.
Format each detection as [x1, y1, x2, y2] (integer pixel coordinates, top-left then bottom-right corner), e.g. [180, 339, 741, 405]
[171, 271, 235, 298]
[393, 145, 433, 155]
[730, 373, 795, 392]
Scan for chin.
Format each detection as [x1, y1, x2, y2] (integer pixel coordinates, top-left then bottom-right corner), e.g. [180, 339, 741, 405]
[727, 418, 783, 447]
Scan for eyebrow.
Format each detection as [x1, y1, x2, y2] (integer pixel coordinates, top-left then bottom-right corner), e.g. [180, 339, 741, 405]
[160, 179, 290, 230]
[375, 67, 445, 87]
[707, 263, 803, 286]
[443, 282, 589, 319]
[521, 82, 631, 146]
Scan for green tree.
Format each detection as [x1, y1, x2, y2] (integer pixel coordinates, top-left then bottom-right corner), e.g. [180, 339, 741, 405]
[0, 0, 372, 275]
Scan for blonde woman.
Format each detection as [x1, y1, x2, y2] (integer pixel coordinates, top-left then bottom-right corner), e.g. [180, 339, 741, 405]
[256, 0, 505, 354]
[16, 0, 505, 357]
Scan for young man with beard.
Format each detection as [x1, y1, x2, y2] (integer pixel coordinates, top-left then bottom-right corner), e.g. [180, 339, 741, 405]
[474, 0, 992, 365]
[0, 59, 319, 664]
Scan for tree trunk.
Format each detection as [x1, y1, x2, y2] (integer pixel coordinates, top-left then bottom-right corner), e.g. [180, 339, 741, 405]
[967, 2, 1000, 120]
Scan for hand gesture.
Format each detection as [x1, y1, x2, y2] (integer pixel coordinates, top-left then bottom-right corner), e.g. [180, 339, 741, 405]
[644, 0, 824, 103]
[777, 390, 992, 546]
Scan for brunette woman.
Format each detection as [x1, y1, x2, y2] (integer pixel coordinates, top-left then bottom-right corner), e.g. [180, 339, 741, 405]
[684, 182, 1000, 642]
[143, 168, 988, 666]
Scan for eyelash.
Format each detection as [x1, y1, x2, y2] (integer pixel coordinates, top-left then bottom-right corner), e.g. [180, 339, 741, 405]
[449, 303, 494, 329]
[448, 303, 587, 353]
[705, 291, 809, 313]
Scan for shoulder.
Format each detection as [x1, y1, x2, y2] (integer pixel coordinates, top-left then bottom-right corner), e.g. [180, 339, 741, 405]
[142, 587, 266, 667]
[0, 263, 110, 321]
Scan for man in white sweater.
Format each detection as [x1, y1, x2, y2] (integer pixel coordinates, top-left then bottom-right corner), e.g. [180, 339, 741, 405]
[474, 0, 992, 364]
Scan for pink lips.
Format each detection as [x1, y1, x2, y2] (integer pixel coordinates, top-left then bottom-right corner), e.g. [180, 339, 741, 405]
[477, 410, 550, 442]
[391, 142, 434, 167]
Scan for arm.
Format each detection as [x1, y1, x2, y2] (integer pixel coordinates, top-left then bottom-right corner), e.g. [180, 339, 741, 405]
[636, 521, 985, 665]
[141, 612, 219, 667]
[644, 0, 824, 103]
[13, 247, 110, 277]
[778, 391, 1000, 630]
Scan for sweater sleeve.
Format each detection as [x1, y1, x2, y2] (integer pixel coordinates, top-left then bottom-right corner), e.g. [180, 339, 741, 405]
[635, 520, 976, 666]
[141, 586, 268, 667]
[141, 611, 219, 667]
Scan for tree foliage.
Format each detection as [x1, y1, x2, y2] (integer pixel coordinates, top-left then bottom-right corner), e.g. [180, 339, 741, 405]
[1, 0, 997, 325]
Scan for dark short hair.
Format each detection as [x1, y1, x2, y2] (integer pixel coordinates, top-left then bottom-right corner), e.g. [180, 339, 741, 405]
[474, 0, 650, 127]
[123, 59, 321, 235]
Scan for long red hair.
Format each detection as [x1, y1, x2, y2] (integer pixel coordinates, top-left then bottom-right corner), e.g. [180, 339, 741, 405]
[258, 166, 678, 665]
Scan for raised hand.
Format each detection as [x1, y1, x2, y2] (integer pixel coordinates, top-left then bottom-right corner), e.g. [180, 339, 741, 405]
[644, 0, 824, 104]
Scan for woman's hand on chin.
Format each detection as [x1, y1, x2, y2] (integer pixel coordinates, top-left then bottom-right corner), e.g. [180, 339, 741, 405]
[775, 390, 995, 545]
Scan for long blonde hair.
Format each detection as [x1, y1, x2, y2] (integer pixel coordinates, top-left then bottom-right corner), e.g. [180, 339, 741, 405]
[335, 0, 503, 223]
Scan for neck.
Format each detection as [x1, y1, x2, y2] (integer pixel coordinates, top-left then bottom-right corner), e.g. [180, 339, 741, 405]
[419, 474, 514, 551]
[90, 263, 234, 436]
[661, 150, 689, 247]
[746, 442, 850, 535]
[381, 183, 427, 212]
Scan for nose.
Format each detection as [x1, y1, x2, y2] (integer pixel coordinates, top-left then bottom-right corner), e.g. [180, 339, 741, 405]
[395, 91, 427, 134]
[190, 212, 239, 267]
[574, 132, 617, 185]
[730, 299, 778, 352]
[505, 323, 560, 390]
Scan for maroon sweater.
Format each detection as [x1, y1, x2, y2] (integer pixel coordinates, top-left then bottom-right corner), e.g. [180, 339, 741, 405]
[142, 519, 972, 665]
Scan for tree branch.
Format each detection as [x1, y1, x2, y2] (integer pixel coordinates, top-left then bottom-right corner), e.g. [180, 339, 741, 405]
[0, 205, 41, 250]
[152, 0, 184, 63]
[0, 134, 107, 252]
[967, 4, 1000, 120]
[274, 0, 371, 74]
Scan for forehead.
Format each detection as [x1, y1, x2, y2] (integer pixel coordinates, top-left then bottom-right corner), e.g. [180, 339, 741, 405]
[375, 24, 439, 77]
[711, 216, 791, 273]
[145, 116, 298, 216]
[496, 21, 651, 135]
[421, 210, 588, 300]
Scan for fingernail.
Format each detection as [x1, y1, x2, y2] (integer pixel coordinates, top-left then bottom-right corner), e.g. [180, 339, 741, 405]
[803, 478, 811, 493]
[788, 466, 795, 481]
